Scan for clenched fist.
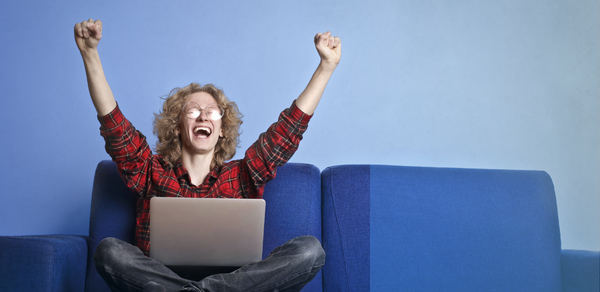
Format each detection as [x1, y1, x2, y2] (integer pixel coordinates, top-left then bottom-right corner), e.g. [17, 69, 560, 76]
[314, 31, 341, 68]
[74, 19, 103, 52]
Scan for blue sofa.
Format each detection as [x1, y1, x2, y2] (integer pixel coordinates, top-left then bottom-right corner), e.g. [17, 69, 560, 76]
[1, 161, 598, 291]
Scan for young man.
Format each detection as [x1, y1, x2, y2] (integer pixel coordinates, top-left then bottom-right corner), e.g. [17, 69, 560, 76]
[74, 19, 341, 292]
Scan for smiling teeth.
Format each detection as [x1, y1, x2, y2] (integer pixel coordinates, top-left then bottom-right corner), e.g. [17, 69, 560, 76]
[194, 126, 211, 134]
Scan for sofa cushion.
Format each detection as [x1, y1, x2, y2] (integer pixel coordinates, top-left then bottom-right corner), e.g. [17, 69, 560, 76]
[370, 165, 562, 291]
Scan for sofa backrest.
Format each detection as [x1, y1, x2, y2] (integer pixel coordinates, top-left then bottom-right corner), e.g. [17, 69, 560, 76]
[262, 162, 323, 292]
[321, 165, 562, 292]
[85, 160, 323, 292]
[85, 161, 137, 292]
[321, 165, 371, 292]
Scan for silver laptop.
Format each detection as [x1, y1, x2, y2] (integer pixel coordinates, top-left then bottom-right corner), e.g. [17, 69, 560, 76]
[149, 197, 266, 267]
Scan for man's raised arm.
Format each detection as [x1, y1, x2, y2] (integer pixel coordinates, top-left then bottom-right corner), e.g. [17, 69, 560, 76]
[74, 19, 116, 117]
[295, 31, 342, 116]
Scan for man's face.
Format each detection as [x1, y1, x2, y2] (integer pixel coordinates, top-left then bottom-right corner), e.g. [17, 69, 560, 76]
[179, 92, 224, 157]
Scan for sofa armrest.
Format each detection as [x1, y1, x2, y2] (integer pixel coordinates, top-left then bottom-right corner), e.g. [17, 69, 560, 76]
[0, 235, 88, 292]
[561, 249, 600, 292]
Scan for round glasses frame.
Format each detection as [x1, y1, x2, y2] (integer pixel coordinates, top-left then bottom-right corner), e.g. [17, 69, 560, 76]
[181, 102, 225, 120]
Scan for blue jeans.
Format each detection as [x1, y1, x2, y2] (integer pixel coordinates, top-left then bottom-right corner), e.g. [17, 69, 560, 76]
[94, 236, 325, 292]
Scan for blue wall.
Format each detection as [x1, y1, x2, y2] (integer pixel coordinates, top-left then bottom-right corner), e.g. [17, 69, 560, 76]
[0, 0, 598, 251]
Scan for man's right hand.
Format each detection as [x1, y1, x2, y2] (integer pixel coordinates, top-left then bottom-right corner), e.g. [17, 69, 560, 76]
[74, 18, 116, 117]
[74, 19, 103, 52]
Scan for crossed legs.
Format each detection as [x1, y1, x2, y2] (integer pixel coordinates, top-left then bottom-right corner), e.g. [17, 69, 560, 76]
[94, 236, 325, 292]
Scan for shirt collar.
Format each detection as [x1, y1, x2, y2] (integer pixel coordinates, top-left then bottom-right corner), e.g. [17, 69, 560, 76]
[174, 159, 220, 183]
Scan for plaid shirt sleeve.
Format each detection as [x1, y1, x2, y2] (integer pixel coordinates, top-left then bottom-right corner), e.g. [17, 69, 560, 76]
[98, 104, 154, 196]
[240, 100, 312, 197]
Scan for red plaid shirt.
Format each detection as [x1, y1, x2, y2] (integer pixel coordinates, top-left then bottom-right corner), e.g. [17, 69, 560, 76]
[98, 101, 311, 256]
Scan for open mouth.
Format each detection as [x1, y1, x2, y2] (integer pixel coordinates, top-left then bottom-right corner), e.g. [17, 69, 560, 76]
[193, 126, 212, 138]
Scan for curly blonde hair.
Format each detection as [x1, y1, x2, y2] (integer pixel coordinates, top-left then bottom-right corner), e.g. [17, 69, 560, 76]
[153, 83, 243, 168]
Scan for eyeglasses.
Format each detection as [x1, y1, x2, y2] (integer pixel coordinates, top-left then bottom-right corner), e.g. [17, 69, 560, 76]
[182, 102, 224, 120]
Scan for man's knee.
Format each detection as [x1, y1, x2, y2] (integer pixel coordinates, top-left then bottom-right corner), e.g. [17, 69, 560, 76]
[294, 236, 326, 267]
[94, 237, 131, 272]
